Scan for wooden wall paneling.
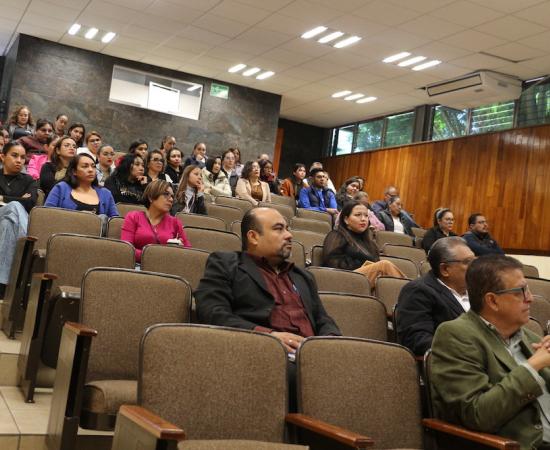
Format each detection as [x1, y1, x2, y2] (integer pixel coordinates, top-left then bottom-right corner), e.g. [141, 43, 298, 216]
[322, 124, 550, 252]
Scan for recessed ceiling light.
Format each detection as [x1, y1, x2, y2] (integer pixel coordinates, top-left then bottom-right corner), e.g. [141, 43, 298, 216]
[68, 23, 81, 35]
[318, 31, 344, 44]
[412, 60, 441, 71]
[256, 71, 275, 80]
[85, 27, 98, 39]
[101, 32, 116, 43]
[344, 93, 364, 101]
[187, 84, 202, 91]
[228, 63, 246, 73]
[332, 90, 352, 98]
[301, 26, 328, 39]
[242, 67, 261, 76]
[333, 36, 361, 48]
[398, 56, 426, 67]
[356, 96, 377, 103]
[383, 52, 411, 63]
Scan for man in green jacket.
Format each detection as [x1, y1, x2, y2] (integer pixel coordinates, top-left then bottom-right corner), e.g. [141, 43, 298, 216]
[431, 254, 550, 450]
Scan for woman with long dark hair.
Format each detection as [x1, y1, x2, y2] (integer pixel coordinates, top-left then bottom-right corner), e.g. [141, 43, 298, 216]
[68, 123, 86, 148]
[236, 160, 271, 205]
[259, 159, 281, 195]
[104, 153, 148, 204]
[165, 147, 184, 183]
[201, 155, 231, 196]
[39, 136, 76, 195]
[172, 164, 207, 215]
[323, 201, 405, 286]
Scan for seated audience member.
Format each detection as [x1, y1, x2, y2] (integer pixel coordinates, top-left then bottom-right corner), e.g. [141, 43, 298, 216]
[128, 139, 149, 160]
[196, 207, 341, 352]
[308, 162, 336, 192]
[280, 163, 308, 203]
[422, 207, 458, 253]
[202, 155, 231, 197]
[396, 237, 474, 356]
[39, 136, 76, 195]
[463, 213, 504, 256]
[104, 153, 148, 204]
[121, 180, 190, 262]
[159, 135, 176, 156]
[53, 114, 68, 138]
[232, 147, 244, 176]
[353, 191, 385, 231]
[221, 149, 239, 196]
[236, 160, 271, 205]
[259, 159, 280, 195]
[0, 142, 37, 297]
[0, 128, 7, 154]
[146, 149, 172, 183]
[377, 196, 415, 237]
[323, 201, 405, 287]
[336, 177, 360, 210]
[17, 118, 52, 169]
[298, 168, 337, 217]
[67, 123, 85, 148]
[172, 164, 207, 215]
[372, 185, 420, 227]
[95, 145, 115, 187]
[430, 254, 550, 449]
[184, 142, 207, 169]
[44, 153, 118, 216]
[28, 135, 58, 181]
[77, 131, 102, 163]
[164, 147, 183, 183]
[8, 105, 34, 138]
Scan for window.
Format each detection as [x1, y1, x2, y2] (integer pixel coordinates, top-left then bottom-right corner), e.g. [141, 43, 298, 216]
[354, 119, 383, 152]
[517, 80, 550, 127]
[335, 125, 355, 155]
[431, 105, 468, 140]
[384, 112, 414, 147]
[470, 101, 515, 134]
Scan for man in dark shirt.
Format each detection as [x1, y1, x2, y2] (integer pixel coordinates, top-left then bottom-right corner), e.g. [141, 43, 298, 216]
[196, 207, 341, 352]
[0, 141, 38, 297]
[462, 213, 504, 256]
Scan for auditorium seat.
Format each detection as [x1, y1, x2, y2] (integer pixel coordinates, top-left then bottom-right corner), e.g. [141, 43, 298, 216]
[289, 241, 306, 268]
[290, 217, 331, 235]
[420, 260, 431, 276]
[36, 188, 45, 206]
[526, 317, 544, 337]
[259, 201, 294, 221]
[289, 230, 325, 262]
[310, 245, 324, 267]
[47, 268, 192, 450]
[106, 216, 124, 239]
[382, 244, 426, 268]
[295, 208, 332, 226]
[176, 211, 226, 231]
[411, 227, 427, 239]
[380, 255, 419, 279]
[526, 276, 550, 301]
[307, 267, 370, 296]
[215, 196, 253, 213]
[375, 230, 414, 248]
[18, 233, 135, 402]
[230, 219, 241, 235]
[319, 293, 387, 340]
[529, 295, 550, 335]
[110, 324, 307, 450]
[522, 264, 540, 278]
[206, 203, 244, 229]
[115, 202, 147, 217]
[271, 193, 296, 212]
[375, 276, 412, 319]
[184, 227, 241, 252]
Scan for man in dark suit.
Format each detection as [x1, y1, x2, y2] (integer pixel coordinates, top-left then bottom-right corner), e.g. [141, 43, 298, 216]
[196, 207, 341, 353]
[396, 236, 475, 356]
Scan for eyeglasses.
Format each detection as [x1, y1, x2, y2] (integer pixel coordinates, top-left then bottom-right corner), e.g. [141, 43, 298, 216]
[442, 257, 476, 266]
[494, 285, 531, 301]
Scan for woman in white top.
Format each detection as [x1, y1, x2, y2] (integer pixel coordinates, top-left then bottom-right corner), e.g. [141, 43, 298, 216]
[201, 156, 231, 197]
[377, 196, 415, 237]
[235, 160, 271, 206]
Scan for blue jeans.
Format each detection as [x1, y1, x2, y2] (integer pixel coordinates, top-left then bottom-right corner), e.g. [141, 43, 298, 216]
[0, 202, 29, 284]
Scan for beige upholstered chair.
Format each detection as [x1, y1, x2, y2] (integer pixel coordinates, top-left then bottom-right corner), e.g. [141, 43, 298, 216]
[115, 202, 147, 217]
[319, 293, 387, 340]
[184, 227, 241, 252]
[36, 188, 45, 206]
[230, 220, 241, 235]
[522, 264, 540, 278]
[420, 260, 432, 276]
[295, 208, 332, 226]
[18, 234, 135, 402]
[106, 216, 124, 239]
[382, 244, 426, 268]
[290, 217, 331, 235]
[375, 230, 414, 248]
[525, 317, 544, 337]
[379, 255, 419, 279]
[530, 295, 550, 335]
[215, 196, 253, 213]
[47, 268, 192, 450]
[271, 194, 296, 212]
[111, 324, 308, 450]
[259, 201, 295, 221]
[375, 276, 412, 318]
[310, 245, 324, 267]
[527, 277, 550, 302]
[206, 203, 244, 229]
[307, 267, 370, 296]
[176, 212, 226, 231]
[411, 227, 427, 239]
[289, 242, 306, 268]
[290, 230, 326, 261]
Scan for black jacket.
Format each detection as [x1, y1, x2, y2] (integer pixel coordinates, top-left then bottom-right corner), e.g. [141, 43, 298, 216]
[462, 231, 504, 256]
[104, 176, 146, 205]
[422, 227, 458, 253]
[195, 252, 341, 336]
[396, 271, 467, 356]
[171, 194, 207, 216]
[0, 172, 37, 212]
[377, 210, 415, 237]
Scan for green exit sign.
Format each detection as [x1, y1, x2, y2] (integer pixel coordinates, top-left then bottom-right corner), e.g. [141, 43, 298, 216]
[210, 83, 229, 99]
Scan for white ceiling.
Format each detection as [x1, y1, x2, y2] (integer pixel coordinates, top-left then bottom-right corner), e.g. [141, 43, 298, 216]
[1, 0, 550, 128]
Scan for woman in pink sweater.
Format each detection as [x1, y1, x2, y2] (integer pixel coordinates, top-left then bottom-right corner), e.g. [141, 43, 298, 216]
[121, 179, 191, 262]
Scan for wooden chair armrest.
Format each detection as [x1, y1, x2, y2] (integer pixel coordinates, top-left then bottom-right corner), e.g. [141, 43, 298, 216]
[64, 321, 97, 337]
[119, 405, 186, 441]
[286, 413, 374, 448]
[422, 418, 520, 450]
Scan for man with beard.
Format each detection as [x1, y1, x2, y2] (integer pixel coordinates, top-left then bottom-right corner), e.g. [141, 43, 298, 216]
[196, 207, 340, 353]
[463, 213, 504, 256]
